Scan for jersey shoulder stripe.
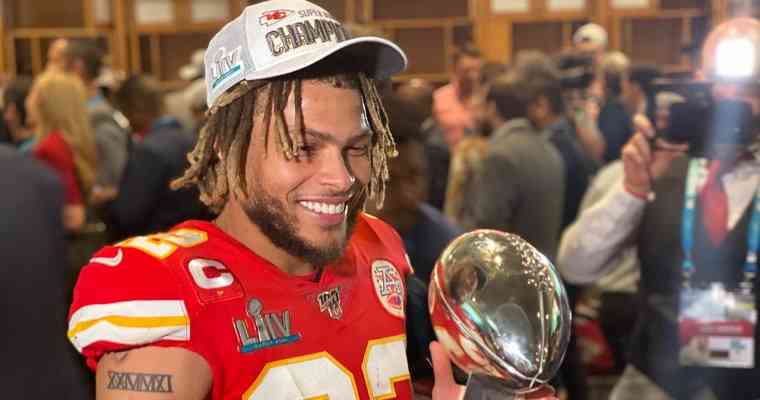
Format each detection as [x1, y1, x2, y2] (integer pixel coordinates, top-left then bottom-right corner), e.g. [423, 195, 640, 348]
[68, 300, 189, 353]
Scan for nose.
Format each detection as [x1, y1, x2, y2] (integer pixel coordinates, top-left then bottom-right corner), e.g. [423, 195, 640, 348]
[317, 150, 355, 193]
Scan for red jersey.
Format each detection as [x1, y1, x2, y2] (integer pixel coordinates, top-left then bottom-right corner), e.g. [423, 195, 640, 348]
[33, 130, 83, 205]
[68, 214, 413, 400]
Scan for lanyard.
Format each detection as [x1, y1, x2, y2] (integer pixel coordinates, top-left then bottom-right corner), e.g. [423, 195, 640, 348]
[682, 158, 760, 292]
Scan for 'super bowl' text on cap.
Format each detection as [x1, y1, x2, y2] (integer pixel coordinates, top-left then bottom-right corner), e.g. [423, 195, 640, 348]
[204, 0, 407, 107]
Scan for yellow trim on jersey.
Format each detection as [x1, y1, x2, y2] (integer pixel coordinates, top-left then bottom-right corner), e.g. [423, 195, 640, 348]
[67, 315, 189, 338]
[67, 300, 190, 352]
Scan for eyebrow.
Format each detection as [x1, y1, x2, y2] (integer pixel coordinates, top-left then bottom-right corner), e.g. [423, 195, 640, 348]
[300, 128, 372, 145]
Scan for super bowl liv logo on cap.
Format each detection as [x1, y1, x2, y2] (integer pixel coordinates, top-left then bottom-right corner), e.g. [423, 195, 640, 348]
[209, 46, 244, 90]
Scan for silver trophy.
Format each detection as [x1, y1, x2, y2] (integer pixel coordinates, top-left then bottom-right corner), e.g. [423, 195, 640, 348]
[428, 230, 571, 399]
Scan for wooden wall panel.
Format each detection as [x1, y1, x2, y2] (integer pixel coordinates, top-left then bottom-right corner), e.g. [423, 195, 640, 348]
[12, 0, 86, 28]
[373, 0, 469, 20]
[309, 0, 347, 21]
[659, 0, 707, 10]
[159, 32, 212, 81]
[14, 39, 33, 75]
[394, 27, 446, 74]
[626, 17, 683, 66]
[512, 21, 564, 57]
[139, 35, 152, 74]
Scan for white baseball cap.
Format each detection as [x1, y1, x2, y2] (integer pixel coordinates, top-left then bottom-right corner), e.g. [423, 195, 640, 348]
[204, 0, 407, 108]
[573, 23, 608, 48]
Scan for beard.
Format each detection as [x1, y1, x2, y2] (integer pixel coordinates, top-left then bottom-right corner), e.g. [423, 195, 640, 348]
[241, 177, 363, 268]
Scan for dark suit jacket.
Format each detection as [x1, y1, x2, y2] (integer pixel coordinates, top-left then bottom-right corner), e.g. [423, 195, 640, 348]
[108, 117, 211, 239]
[0, 145, 90, 399]
[462, 118, 566, 261]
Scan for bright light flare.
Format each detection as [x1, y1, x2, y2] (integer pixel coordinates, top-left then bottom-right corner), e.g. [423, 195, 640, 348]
[715, 37, 756, 80]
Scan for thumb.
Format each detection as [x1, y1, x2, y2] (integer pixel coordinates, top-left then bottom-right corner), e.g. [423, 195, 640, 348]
[430, 341, 455, 386]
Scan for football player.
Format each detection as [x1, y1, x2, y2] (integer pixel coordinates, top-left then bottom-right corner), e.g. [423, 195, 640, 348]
[67, 1, 556, 399]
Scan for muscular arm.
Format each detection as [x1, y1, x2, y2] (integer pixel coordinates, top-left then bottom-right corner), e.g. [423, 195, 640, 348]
[96, 346, 212, 400]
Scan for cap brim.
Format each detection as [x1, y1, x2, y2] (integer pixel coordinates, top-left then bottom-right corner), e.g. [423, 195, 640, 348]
[246, 36, 407, 82]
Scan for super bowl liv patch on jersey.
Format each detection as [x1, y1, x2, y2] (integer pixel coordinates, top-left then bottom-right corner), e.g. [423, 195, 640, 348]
[234, 298, 300, 353]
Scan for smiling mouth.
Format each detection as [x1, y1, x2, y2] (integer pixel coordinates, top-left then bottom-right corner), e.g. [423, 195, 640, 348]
[298, 201, 347, 215]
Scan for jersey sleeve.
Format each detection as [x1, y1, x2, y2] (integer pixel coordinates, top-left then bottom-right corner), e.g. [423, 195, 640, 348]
[67, 244, 191, 370]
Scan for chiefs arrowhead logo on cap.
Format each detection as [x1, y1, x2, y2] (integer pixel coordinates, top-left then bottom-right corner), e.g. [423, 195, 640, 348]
[259, 9, 294, 26]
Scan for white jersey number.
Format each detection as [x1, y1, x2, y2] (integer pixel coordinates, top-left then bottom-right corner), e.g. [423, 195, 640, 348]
[243, 335, 409, 400]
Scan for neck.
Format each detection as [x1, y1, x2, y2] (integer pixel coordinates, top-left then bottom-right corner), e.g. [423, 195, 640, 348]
[455, 80, 473, 101]
[215, 200, 315, 276]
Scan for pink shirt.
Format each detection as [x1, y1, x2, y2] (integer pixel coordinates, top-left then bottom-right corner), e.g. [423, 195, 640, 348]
[433, 83, 476, 148]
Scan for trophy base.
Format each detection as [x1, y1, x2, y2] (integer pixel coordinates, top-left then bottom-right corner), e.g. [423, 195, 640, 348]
[463, 373, 520, 400]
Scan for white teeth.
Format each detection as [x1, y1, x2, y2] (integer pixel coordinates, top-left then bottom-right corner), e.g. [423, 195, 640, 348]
[299, 201, 345, 215]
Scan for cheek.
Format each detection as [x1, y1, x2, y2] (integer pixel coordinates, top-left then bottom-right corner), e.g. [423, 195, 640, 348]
[348, 156, 371, 185]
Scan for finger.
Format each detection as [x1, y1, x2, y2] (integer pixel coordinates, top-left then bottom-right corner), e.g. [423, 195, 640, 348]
[631, 133, 652, 165]
[430, 341, 455, 386]
[654, 138, 690, 153]
[622, 142, 645, 167]
[632, 114, 655, 138]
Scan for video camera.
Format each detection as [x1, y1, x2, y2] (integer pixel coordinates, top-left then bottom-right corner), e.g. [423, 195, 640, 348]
[653, 79, 756, 157]
[557, 52, 595, 91]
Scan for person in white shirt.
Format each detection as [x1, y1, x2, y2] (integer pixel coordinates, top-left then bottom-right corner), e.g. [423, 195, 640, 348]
[557, 17, 760, 400]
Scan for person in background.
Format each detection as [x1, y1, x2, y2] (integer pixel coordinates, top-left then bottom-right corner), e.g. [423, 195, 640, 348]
[366, 94, 463, 284]
[3, 76, 35, 153]
[397, 78, 450, 211]
[0, 145, 90, 399]
[105, 75, 210, 239]
[444, 61, 507, 225]
[598, 51, 633, 163]
[514, 50, 598, 230]
[573, 23, 608, 101]
[558, 18, 760, 399]
[166, 48, 207, 131]
[560, 91, 686, 376]
[557, 51, 606, 162]
[462, 70, 565, 261]
[433, 44, 483, 149]
[62, 39, 131, 205]
[28, 71, 98, 233]
[46, 38, 69, 72]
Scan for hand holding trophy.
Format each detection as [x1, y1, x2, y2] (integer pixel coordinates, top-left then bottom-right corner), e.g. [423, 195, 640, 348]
[428, 230, 571, 399]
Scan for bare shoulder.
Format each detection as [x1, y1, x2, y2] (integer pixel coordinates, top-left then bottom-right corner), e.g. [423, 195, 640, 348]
[96, 346, 212, 400]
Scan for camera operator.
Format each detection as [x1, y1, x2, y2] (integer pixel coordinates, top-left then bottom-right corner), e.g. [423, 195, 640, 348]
[557, 17, 760, 399]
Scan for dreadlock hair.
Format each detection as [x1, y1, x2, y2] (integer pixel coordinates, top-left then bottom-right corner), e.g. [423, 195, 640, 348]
[172, 69, 396, 214]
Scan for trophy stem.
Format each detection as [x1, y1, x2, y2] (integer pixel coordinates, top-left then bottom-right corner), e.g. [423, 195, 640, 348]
[463, 373, 519, 400]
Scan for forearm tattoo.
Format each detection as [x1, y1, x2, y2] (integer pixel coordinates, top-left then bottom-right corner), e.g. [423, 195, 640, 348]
[106, 371, 174, 393]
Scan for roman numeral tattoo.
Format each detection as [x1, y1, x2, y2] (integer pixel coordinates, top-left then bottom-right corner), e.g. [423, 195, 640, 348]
[106, 371, 173, 393]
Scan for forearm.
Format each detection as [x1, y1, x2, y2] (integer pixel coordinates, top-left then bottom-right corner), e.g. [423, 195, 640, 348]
[574, 118, 605, 162]
[558, 180, 645, 284]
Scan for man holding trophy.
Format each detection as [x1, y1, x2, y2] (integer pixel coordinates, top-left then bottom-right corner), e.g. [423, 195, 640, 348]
[66, 1, 569, 399]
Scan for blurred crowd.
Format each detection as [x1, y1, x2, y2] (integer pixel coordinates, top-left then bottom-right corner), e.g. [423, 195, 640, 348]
[2, 16, 759, 400]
